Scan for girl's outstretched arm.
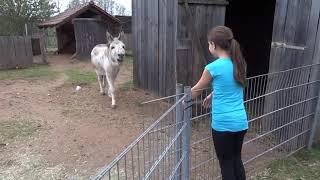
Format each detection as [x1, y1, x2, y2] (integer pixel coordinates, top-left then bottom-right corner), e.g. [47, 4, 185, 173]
[191, 69, 212, 99]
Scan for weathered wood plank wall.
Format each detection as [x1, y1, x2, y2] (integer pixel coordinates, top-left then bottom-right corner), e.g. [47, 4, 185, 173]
[73, 18, 109, 60]
[0, 36, 33, 69]
[133, 0, 227, 96]
[176, 1, 227, 87]
[265, 0, 320, 146]
[133, 0, 178, 96]
[122, 33, 132, 52]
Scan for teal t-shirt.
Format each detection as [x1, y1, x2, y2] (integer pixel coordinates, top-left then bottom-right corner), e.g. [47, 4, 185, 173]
[205, 57, 248, 132]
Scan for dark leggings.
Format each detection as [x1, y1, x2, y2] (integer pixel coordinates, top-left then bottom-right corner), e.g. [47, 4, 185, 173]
[212, 129, 247, 180]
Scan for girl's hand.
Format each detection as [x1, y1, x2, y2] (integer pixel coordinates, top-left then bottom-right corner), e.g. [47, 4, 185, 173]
[202, 94, 212, 109]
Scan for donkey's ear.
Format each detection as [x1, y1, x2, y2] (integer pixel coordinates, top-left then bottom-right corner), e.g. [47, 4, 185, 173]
[117, 31, 124, 40]
[106, 31, 113, 44]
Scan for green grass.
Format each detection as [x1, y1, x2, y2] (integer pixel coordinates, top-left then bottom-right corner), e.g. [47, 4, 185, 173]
[0, 65, 58, 80]
[124, 55, 133, 66]
[254, 147, 320, 180]
[0, 120, 40, 144]
[125, 50, 133, 57]
[119, 80, 134, 91]
[65, 69, 97, 85]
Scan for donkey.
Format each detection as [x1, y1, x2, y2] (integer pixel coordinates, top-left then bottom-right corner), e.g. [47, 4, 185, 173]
[91, 31, 126, 108]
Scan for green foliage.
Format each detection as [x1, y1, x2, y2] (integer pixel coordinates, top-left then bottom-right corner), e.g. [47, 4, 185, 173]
[0, 0, 58, 35]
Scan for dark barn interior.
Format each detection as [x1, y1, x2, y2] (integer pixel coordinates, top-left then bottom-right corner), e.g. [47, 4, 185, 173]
[225, 0, 277, 77]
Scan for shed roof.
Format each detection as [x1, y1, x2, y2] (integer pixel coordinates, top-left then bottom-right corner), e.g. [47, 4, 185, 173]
[115, 16, 131, 24]
[38, 1, 120, 28]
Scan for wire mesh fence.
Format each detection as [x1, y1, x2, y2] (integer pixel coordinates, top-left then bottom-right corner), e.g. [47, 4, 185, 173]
[92, 86, 192, 180]
[91, 64, 320, 180]
[189, 63, 320, 179]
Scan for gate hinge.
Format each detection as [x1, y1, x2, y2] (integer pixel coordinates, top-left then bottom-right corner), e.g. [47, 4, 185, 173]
[271, 42, 306, 50]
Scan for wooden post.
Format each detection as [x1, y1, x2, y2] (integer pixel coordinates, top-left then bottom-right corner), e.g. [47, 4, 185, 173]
[40, 33, 47, 64]
[175, 83, 184, 180]
[308, 90, 320, 149]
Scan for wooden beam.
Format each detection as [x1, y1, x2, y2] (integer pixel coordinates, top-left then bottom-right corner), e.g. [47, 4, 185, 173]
[178, 0, 228, 6]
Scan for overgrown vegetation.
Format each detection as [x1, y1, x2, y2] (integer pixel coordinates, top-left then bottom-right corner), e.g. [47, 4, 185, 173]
[253, 147, 320, 180]
[0, 65, 58, 80]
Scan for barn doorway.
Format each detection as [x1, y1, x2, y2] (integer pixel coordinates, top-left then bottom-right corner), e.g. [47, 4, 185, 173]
[225, 0, 277, 77]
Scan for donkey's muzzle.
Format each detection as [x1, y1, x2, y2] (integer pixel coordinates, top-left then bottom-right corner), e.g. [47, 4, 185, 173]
[118, 54, 125, 62]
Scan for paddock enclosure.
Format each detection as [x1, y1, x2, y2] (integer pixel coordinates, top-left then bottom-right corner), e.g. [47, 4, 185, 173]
[91, 0, 320, 179]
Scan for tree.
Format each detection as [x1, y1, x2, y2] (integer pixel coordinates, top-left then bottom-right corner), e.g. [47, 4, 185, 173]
[95, 0, 126, 15]
[0, 0, 57, 22]
[68, 0, 82, 9]
[0, 0, 58, 35]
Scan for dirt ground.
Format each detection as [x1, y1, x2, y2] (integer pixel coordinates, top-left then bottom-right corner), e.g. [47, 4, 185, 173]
[0, 55, 168, 179]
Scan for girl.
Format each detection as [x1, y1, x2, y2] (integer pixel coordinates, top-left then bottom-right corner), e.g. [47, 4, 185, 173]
[191, 26, 248, 180]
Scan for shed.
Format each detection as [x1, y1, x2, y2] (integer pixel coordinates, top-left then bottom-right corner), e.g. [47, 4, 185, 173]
[38, 1, 121, 58]
[115, 15, 132, 51]
[133, 0, 320, 97]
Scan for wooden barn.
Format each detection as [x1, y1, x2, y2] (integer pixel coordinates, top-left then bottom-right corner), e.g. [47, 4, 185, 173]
[38, 1, 121, 59]
[133, 0, 320, 97]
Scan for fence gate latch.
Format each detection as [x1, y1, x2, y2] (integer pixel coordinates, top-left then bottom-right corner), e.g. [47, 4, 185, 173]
[271, 42, 306, 50]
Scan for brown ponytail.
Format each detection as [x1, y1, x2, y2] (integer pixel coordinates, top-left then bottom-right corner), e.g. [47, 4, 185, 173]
[208, 26, 247, 87]
[230, 39, 247, 87]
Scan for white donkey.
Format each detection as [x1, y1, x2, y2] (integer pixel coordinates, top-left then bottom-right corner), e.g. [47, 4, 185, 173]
[91, 31, 126, 108]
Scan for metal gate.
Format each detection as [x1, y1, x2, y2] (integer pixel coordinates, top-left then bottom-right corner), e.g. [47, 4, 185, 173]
[91, 64, 320, 180]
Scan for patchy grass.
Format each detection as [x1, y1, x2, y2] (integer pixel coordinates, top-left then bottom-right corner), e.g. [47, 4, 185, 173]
[0, 153, 85, 180]
[65, 69, 96, 85]
[119, 80, 134, 91]
[252, 147, 320, 180]
[124, 55, 133, 66]
[61, 107, 83, 118]
[0, 120, 41, 144]
[0, 65, 58, 80]
[125, 50, 133, 57]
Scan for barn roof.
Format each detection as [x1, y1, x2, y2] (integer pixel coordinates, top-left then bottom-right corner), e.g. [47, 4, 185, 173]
[38, 1, 120, 28]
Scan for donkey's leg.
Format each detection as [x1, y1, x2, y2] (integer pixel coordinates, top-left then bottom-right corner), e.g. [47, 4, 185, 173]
[105, 74, 116, 108]
[102, 75, 106, 88]
[102, 75, 108, 95]
[96, 71, 105, 95]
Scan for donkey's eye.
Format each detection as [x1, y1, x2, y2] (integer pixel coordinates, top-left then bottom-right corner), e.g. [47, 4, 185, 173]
[122, 46, 125, 49]
[111, 46, 115, 49]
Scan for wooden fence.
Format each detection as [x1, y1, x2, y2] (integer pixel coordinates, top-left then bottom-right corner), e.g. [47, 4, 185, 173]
[0, 36, 33, 69]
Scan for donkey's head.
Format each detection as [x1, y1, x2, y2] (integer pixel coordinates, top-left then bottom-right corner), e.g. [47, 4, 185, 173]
[106, 31, 126, 63]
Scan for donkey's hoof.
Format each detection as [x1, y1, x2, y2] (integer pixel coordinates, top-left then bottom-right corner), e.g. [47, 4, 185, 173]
[111, 104, 117, 109]
[100, 91, 106, 95]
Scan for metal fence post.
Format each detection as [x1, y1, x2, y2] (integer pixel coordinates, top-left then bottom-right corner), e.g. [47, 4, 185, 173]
[182, 86, 192, 180]
[175, 83, 184, 179]
[308, 90, 320, 149]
